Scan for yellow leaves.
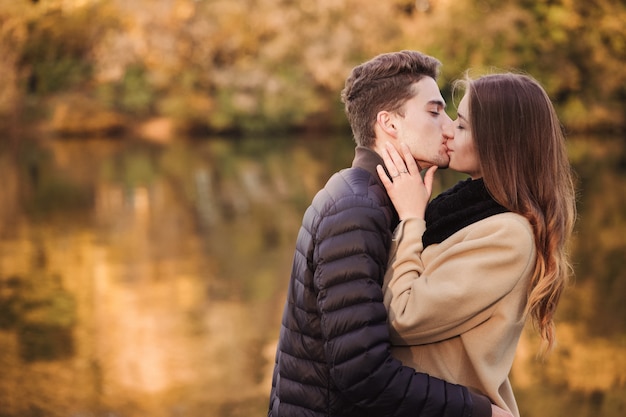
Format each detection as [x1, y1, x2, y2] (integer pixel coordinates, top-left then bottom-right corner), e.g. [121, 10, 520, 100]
[5, 0, 626, 134]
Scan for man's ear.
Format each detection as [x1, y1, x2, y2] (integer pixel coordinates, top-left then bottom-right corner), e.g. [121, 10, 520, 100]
[376, 110, 398, 138]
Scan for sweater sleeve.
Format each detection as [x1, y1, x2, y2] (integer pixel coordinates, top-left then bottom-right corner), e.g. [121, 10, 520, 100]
[315, 195, 492, 417]
[384, 214, 535, 346]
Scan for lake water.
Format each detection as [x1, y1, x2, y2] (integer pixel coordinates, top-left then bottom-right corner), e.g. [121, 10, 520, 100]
[0, 133, 624, 417]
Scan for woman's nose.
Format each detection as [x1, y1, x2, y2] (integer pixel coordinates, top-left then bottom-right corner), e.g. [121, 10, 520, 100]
[442, 115, 454, 139]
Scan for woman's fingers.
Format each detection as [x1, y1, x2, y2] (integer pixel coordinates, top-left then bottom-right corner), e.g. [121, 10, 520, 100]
[380, 144, 398, 177]
[376, 164, 393, 190]
[379, 142, 434, 191]
[423, 165, 438, 196]
[377, 143, 440, 220]
[385, 142, 408, 175]
[399, 142, 420, 175]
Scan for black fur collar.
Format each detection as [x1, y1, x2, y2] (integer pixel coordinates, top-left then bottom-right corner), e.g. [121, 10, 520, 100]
[422, 178, 509, 248]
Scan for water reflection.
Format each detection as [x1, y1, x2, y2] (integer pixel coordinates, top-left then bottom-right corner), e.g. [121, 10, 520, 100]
[0, 134, 624, 417]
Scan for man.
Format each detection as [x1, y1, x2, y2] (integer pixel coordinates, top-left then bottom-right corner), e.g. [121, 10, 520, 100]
[268, 51, 507, 417]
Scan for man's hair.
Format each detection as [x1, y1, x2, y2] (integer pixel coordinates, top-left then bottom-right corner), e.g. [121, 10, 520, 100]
[455, 72, 577, 354]
[341, 50, 441, 147]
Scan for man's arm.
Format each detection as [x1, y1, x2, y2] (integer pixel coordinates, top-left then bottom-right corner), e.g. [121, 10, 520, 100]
[314, 194, 492, 417]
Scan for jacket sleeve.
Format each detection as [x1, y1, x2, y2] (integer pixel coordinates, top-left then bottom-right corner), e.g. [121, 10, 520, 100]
[384, 214, 535, 346]
[315, 195, 492, 417]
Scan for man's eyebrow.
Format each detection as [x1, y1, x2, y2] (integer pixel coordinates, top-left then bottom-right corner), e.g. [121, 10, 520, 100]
[428, 99, 446, 109]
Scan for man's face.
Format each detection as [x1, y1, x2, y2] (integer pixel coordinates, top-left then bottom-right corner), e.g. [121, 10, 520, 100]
[391, 78, 452, 169]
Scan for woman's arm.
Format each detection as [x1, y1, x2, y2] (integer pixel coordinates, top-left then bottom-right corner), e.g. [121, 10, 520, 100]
[384, 213, 535, 345]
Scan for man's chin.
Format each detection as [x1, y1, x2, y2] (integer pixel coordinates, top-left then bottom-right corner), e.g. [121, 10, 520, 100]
[416, 156, 450, 171]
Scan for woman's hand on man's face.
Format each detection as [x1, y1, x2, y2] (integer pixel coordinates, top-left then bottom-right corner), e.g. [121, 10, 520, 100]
[376, 141, 437, 221]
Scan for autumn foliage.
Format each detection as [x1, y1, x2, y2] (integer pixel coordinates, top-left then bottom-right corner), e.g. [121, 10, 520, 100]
[2, 0, 625, 136]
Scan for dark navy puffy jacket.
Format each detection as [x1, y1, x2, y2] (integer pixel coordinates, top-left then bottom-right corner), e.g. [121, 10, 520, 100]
[268, 147, 490, 417]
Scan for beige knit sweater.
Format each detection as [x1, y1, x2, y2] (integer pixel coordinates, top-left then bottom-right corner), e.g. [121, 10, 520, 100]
[383, 213, 536, 417]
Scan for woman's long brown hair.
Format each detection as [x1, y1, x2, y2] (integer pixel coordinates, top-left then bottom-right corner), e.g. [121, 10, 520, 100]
[457, 73, 577, 353]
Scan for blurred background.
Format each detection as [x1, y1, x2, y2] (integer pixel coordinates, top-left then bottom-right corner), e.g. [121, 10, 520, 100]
[0, 0, 625, 416]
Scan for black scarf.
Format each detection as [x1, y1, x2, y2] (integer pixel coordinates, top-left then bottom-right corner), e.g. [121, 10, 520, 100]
[422, 178, 509, 249]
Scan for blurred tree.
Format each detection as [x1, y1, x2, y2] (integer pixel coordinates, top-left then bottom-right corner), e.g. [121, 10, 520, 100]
[19, 1, 115, 95]
[0, 1, 30, 131]
[90, 0, 413, 133]
[5, 0, 626, 136]
[409, 0, 626, 131]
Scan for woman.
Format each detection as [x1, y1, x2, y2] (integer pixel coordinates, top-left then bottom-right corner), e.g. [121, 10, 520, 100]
[375, 72, 576, 417]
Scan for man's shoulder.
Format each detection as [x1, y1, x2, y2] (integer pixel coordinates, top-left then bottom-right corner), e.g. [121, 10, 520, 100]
[314, 167, 387, 209]
[301, 167, 396, 234]
[328, 166, 374, 192]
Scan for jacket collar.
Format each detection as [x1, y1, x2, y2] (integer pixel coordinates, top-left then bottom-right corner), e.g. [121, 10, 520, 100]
[351, 146, 399, 229]
[351, 146, 386, 186]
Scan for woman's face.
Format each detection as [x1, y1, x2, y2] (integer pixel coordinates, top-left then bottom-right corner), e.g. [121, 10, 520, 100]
[448, 93, 482, 179]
